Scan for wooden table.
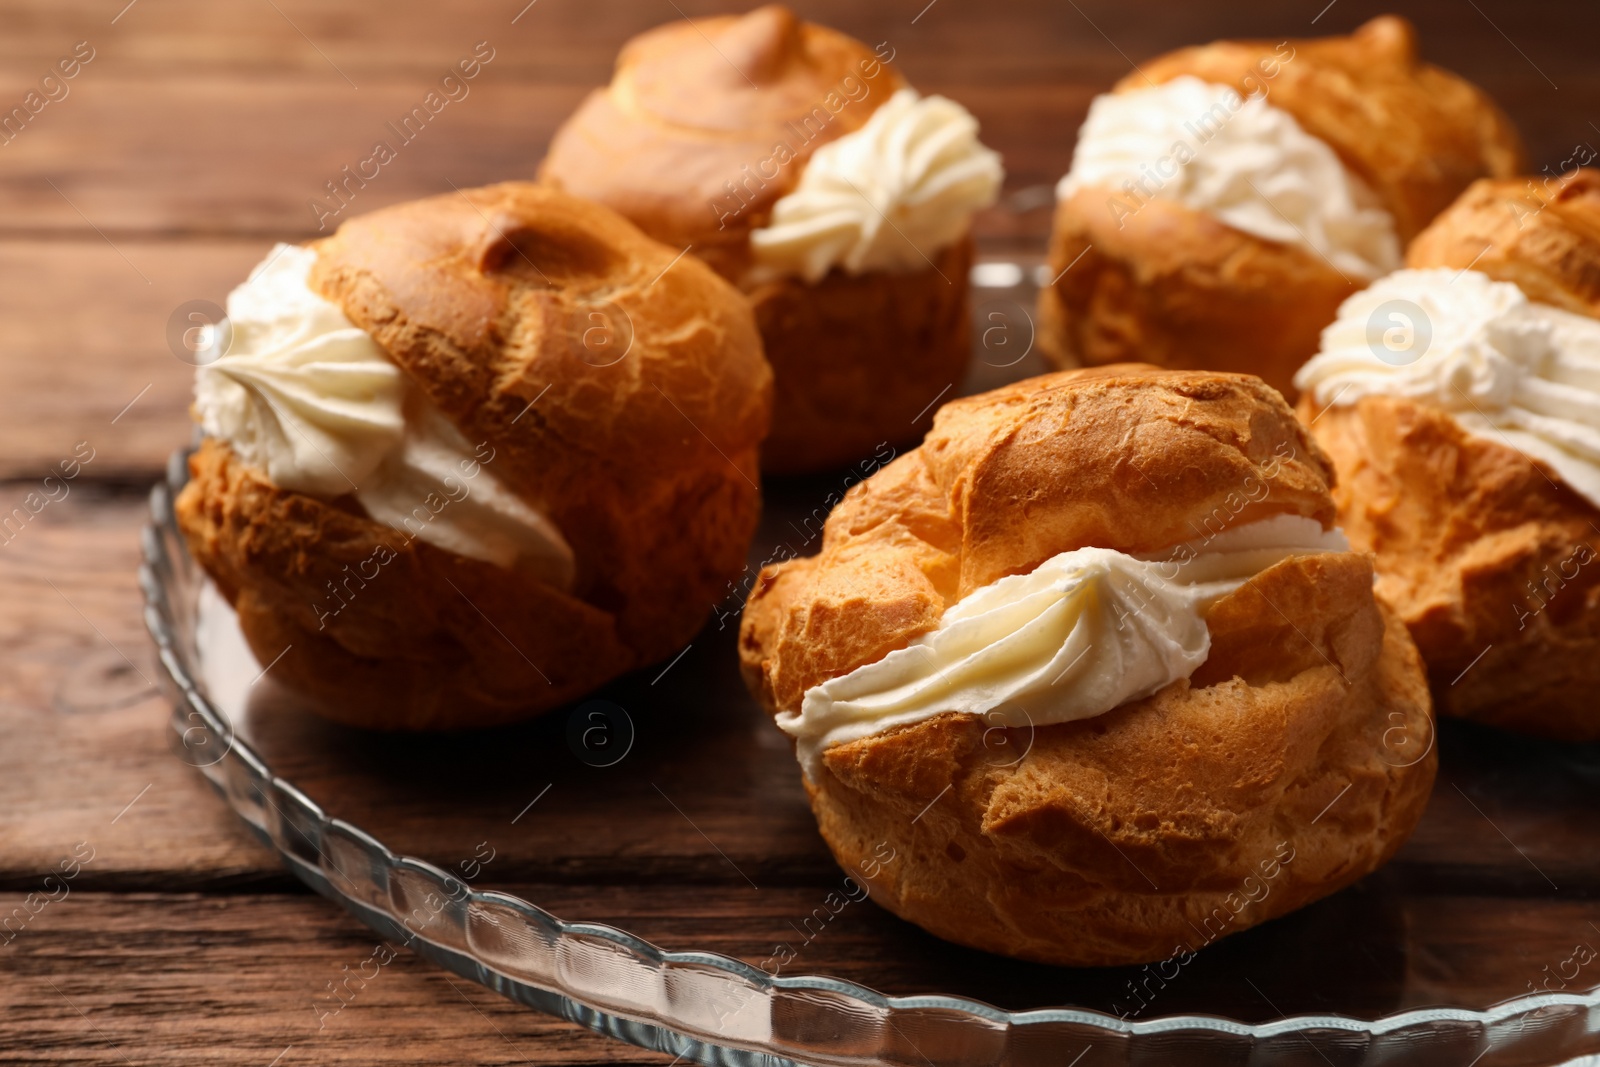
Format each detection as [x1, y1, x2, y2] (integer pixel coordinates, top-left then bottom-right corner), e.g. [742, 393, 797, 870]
[3, 2, 1597, 1063]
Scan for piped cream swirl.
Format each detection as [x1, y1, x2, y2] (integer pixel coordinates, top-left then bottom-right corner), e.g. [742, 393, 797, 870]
[196, 244, 404, 496]
[1059, 76, 1401, 280]
[750, 88, 1003, 283]
[356, 404, 575, 586]
[779, 514, 1349, 777]
[195, 244, 575, 585]
[1295, 268, 1600, 509]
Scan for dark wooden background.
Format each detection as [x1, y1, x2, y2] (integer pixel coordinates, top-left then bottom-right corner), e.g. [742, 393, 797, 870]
[3, 1, 1598, 1063]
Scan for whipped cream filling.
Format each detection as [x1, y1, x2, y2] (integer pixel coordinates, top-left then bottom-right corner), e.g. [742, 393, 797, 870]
[779, 514, 1349, 777]
[749, 87, 1003, 283]
[195, 244, 576, 585]
[1296, 268, 1600, 509]
[196, 245, 405, 496]
[357, 403, 576, 586]
[1059, 76, 1401, 280]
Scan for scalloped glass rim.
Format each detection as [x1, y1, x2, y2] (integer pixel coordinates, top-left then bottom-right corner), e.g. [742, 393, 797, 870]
[139, 445, 1600, 1067]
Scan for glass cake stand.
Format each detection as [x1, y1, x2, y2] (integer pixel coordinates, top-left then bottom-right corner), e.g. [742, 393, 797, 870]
[140, 260, 1600, 1067]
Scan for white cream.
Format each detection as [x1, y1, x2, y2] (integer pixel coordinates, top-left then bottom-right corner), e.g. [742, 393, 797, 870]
[357, 405, 576, 586]
[1296, 268, 1600, 509]
[195, 244, 576, 585]
[779, 514, 1348, 777]
[196, 244, 405, 497]
[749, 88, 1003, 283]
[1059, 76, 1401, 280]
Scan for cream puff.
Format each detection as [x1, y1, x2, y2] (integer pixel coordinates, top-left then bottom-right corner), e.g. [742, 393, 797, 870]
[539, 4, 1002, 474]
[1296, 169, 1600, 741]
[177, 182, 772, 730]
[1039, 16, 1524, 400]
[740, 366, 1434, 966]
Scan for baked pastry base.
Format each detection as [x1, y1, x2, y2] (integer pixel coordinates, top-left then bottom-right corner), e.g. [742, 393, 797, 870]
[1123, 16, 1524, 240]
[743, 366, 1434, 965]
[803, 553, 1433, 967]
[1303, 394, 1600, 741]
[1036, 15, 1527, 402]
[1406, 168, 1600, 317]
[1037, 194, 1357, 401]
[174, 184, 771, 730]
[177, 438, 757, 730]
[749, 237, 974, 475]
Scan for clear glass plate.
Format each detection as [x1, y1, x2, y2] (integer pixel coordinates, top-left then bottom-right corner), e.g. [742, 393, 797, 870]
[140, 260, 1600, 1067]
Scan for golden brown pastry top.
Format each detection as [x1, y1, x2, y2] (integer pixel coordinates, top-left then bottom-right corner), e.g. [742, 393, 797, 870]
[538, 5, 903, 270]
[743, 365, 1338, 712]
[309, 181, 771, 592]
[1125, 15, 1525, 240]
[1407, 167, 1600, 315]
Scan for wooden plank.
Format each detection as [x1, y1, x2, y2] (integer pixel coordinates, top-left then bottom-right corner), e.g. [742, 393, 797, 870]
[0, 491, 839, 890]
[2, 73, 1591, 239]
[0, 239, 1049, 480]
[0, 8, 1593, 477]
[2, 892, 662, 1065]
[0, 241, 264, 481]
[0, 79, 1089, 238]
[1, 0, 1593, 85]
[3, 490, 1598, 903]
[0, 489, 277, 890]
[0, 2, 1593, 238]
[3, 5, 1599, 1058]
[3, 885, 1598, 1067]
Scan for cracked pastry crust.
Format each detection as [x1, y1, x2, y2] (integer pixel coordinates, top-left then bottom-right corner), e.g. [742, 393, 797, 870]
[177, 182, 771, 729]
[740, 366, 1435, 965]
[1302, 169, 1600, 740]
[1407, 168, 1600, 316]
[539, 4, 971, 473]
[1038, 15, 1525, 400]
[746, 238, 972, 473]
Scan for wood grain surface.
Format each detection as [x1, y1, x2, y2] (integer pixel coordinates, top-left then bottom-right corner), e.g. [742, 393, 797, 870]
[4, 1, 1599, 1063]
